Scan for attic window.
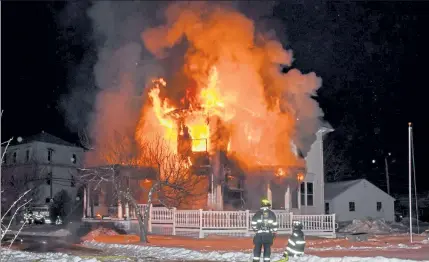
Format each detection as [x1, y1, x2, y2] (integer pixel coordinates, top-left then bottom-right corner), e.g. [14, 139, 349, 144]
[47, 148, 53, 162]
[26, 149, 30, 162]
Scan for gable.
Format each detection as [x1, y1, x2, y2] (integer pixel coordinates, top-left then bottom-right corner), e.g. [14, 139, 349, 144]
[324, 179, 363, 201]
[11, 132, 80, 148]
[325, 179, 395, 202]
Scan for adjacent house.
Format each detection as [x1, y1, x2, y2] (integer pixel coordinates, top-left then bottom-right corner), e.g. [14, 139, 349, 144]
[324, 179, 395, 222]
[1, 131, 84, 207]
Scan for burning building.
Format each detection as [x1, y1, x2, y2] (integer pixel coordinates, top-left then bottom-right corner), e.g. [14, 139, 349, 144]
[134, 70, 315, 211]
[76, 2, 328, 213]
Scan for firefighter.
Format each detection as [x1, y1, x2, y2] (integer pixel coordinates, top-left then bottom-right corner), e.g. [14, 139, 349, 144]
[280, 220, 306, 261]
[251, 198, 278, 262]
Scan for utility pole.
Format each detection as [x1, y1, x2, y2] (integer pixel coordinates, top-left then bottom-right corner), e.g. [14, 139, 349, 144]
[384, 157, 390, 195]
[50, 172, 53, 201]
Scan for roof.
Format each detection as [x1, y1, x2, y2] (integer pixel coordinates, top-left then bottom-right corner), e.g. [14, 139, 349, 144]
[10, 131, 80, 148]
[324, 179, 364, 201]
[325, 179, 395, 201]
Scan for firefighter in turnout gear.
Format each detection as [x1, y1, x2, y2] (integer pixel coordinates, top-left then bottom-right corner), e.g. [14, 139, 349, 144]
[251, 198, 278, 262]
[278, 220, 306, 261]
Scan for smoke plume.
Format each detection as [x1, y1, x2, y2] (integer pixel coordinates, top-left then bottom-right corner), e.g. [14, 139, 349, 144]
[60, 0, 326, 166]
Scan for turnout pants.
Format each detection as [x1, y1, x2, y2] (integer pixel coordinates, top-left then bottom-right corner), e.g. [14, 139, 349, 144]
[253, 232, 274, 261]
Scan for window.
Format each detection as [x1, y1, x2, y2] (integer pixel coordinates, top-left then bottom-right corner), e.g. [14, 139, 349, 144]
[300, 182, 305, 205]
[377, 202, 382, 211]
[46, 172, 52, 185]
[72, 154, 77, 164]
[325, 202, 330, 214]
[13, 152, 17, 163]
[26, 149, 30, 162]
[47, 149, 53, 162]
[349, 202, 355, 212]
[307, 182, 314, 206]
[93, 191, 100, 207]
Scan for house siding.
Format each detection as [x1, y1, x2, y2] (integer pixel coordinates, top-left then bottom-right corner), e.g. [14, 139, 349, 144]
[2, 140, 84, 205]
[298, 130, 326, 215]
[330, 180, 395, 222]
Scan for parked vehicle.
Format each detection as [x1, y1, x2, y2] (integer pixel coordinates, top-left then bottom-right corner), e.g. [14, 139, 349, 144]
[23, 205, 52, 224]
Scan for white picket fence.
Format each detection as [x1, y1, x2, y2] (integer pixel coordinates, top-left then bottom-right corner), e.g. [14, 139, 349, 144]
[136, 204, 336, 238]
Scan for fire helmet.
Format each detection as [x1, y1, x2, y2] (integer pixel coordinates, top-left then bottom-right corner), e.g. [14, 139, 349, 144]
[292, 220, 303, 230]
[261, 198, 271, 207]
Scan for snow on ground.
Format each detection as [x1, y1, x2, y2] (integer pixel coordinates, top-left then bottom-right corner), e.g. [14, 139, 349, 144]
[5, 228, 72, 237]
[339, 219, 397, 234]
[83, 241, 426, 262]
[0, 248, 97, 262]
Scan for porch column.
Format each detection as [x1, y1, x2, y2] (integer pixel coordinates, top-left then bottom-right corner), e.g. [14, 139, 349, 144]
[284, 185, 290, 210]
[267, 182, 272, 205]
[216, 184, 223, 210]
[117, 200, 123, 219]
[83, 186, 87, 218]
[297, 184, 301, 210]
[125, 202, 130, 220]
[87, 184, 92, 217]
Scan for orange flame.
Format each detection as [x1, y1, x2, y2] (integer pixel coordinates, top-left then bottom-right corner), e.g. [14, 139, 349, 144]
[134, 2, 321, 171]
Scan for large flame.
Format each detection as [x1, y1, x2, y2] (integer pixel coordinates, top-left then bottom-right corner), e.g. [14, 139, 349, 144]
[133, 2, 322, 171]
[73, 1, 326, 178]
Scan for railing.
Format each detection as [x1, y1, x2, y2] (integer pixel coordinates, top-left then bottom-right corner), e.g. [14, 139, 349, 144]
[131, 205, 336, 238]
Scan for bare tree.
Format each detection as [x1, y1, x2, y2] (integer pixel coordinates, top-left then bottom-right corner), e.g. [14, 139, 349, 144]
[323, 135, 354, 182]
[1, 136, 33, 248]
[77, 133, 207, 243]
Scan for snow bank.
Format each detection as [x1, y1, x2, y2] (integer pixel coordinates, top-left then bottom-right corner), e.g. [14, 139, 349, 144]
[83, 241, 423, 262]
[6, 228, 72, 237]
[81, 227, 119, 241]
[0, 248, 98, 262]
[52, 229, 72, 237]
[339, 219, 396, 234]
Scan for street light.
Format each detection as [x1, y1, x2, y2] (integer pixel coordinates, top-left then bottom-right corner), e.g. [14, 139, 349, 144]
[371, 152, 394, 195]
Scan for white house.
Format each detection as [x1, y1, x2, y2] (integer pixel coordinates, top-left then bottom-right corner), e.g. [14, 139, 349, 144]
[1, 131, 84, 206]
[252, 126, 333, 214]
[324, 179, 395, 222]
[292, 126, 334, 215]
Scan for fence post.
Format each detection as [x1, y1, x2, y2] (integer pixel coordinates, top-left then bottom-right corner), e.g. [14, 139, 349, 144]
[332, 214, 336, 237]
[148, 204, 153, 233]
[172, 208, 177, 236]
[245, 210, 250, 236]
[198, 209, 204, 239]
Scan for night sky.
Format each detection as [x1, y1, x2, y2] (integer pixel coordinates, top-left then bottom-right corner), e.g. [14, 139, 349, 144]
[2, 1, 428, 195]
